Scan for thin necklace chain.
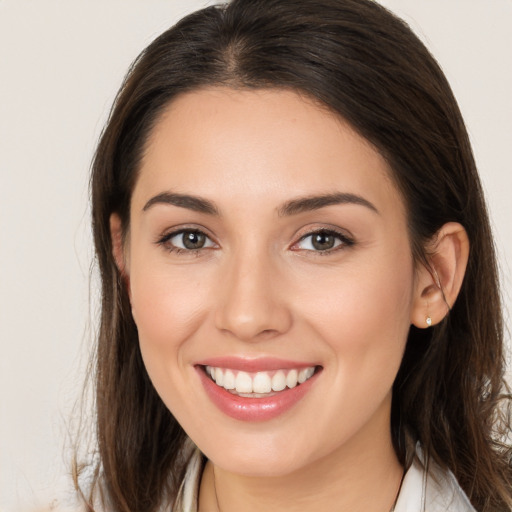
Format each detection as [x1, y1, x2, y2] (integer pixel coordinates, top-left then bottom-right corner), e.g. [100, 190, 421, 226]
[212, 466, 406, 512]
[212, 466, 220, 511]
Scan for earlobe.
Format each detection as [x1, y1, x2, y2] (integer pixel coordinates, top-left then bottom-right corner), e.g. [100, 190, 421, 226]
[110, 213, 130, 289]
[411, 222, 469, 328]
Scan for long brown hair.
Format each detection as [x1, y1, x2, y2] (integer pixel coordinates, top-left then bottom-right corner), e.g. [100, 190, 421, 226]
[80, 0, 512, 510]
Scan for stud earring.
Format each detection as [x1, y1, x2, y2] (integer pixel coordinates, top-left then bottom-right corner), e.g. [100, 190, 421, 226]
[426, 316, 432, 327]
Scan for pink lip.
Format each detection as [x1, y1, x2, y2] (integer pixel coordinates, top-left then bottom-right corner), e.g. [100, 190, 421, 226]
[195, 356, 316, 372]
[195, 363, 321, 422]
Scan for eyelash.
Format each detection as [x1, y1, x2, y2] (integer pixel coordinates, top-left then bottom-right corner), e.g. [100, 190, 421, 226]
[156, 228, 216, 256]
[293, 228, 355, 255]
[155, 228, 355, 255]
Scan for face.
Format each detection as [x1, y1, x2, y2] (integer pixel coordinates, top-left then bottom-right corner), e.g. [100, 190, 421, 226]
[120, 87, 421, 476]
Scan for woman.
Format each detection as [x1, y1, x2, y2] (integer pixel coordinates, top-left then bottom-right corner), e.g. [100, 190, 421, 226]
[79, 0, 512, 510]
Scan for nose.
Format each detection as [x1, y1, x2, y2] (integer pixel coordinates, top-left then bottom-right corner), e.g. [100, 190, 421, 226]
[214, 249, 293, 341]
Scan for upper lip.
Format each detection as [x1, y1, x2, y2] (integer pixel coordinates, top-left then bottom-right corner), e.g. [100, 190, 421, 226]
[195, 356, 319, 372]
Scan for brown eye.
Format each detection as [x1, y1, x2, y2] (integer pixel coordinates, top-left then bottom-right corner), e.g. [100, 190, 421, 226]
[158, 229, 216, 252]
[294, 229, 354, 253]
[181, 231, 206, 249]
[311, 232, 336, 250]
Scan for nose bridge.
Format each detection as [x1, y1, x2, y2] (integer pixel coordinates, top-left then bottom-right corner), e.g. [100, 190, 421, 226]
[215, 241, 291, 341]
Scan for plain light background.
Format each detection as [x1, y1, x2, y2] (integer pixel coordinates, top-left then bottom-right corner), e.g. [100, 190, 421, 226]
[0, 1, 511, 510]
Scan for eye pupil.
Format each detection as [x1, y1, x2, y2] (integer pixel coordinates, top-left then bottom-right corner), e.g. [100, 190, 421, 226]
[312, 232, 335, 250]
[183, 231, 205, 249]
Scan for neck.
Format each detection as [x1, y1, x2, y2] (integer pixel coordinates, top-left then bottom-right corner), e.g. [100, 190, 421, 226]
[198, 399, 403, 512]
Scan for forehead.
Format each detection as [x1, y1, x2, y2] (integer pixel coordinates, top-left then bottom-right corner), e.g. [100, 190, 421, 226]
[133, 87, 403, 219]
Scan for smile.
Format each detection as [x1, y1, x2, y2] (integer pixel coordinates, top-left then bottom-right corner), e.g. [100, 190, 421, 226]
[196, 360, 322, 421]
[205, 365, 316, 396]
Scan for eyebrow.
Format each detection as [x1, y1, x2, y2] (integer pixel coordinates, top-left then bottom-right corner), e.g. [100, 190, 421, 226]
[277, 192, 379, 216]
[142, 191, 379, 217]
[143, 192, 220, 215]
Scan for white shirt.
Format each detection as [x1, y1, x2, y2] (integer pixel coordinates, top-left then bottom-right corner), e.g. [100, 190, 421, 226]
[175, 444, 476, 512]
[394, 449, 476, 511]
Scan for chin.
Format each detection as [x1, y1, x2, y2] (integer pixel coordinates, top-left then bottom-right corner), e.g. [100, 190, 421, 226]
[215, 453, 308, 478]
[197, 428, 325, 478]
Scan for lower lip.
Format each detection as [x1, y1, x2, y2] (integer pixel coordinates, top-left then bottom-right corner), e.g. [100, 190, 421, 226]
[196, 366, 320, 422]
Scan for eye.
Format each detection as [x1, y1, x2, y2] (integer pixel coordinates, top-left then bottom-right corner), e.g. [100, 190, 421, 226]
[294, 229, 354, 252]
[157, 229, 216, 253]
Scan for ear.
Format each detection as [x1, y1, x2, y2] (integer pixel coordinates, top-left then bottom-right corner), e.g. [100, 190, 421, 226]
[411, 222, 469, 328]
[110, 213, 130, 293]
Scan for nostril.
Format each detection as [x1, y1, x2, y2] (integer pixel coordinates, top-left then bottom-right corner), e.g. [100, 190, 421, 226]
[258, 328, 280, 338]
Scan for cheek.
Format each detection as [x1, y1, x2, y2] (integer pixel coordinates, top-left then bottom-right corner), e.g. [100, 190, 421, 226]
[284, 252, 414, 450]
[298, 248, 414, 384]
[132, 275, 202, 341]
[303, 259, 412, 318]
[128, 254, 212, 390]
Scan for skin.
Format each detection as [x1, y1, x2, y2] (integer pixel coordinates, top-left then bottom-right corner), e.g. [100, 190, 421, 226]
[111, 87, 469, 511]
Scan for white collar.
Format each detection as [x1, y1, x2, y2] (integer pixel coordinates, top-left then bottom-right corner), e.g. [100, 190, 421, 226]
[394, 446, 476, 512]
[176, 444, 476, 512]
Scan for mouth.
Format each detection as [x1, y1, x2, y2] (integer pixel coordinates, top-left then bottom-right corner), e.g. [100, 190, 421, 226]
[203, 365, 318, 397]
[195, 361, 322, 421]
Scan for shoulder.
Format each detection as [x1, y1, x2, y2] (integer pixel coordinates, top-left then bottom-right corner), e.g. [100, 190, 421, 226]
[394, 445, 476, 512]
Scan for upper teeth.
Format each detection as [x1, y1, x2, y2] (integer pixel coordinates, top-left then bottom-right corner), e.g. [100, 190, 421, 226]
[205, 366, 316, 394]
